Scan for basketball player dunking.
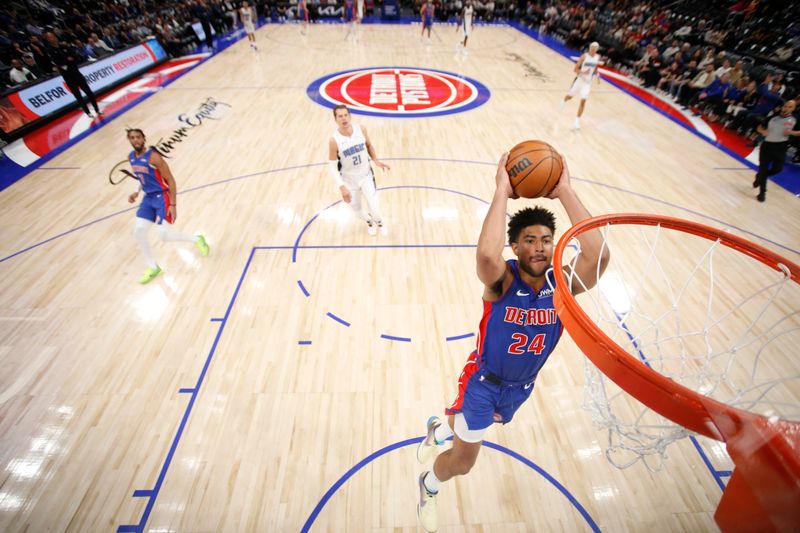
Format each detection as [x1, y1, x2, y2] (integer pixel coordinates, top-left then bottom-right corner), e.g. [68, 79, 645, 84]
[327, 105, 391, 236]
[420, 0, 434, 42]
[240, 1, 257, 50]
[561, 41, 603, 130]
[415, 153, 610, 532]
[126, 129, 209, 284]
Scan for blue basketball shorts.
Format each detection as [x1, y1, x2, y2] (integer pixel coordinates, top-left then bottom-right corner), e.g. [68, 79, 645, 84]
[136, 192, 173, 224]
[445, 352, 535, 431]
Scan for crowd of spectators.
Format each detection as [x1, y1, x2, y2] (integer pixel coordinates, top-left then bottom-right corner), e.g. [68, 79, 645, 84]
[2, 0, 799, 160]
[517, 0, 799, 160]
[0, 0, 256, 91]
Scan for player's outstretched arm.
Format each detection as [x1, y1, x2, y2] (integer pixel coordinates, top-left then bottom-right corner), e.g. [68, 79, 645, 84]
[476, 153, 513, 296]
[547, 159, 609, 294]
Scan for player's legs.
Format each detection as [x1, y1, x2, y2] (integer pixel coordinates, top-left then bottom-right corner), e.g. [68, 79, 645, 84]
[346, 185, 375, 233]
[156, 224, 198, 243]
[76, 77, 101, 115]
[134, 216, 158, 269]
[418, 414, 485, 532]
[562, 79, 579, 111]
[149, 195, 210, 254]
[360, 176, 383, 224]
[433, 417, 483, 481]
[134, 205, 163, 284]
[64, 77, 91, 115]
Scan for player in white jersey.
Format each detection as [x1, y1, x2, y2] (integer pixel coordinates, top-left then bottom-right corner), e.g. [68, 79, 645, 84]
[460, 1, 474, 48]
[560, 41, 602, 130]
[328, 105, 391, 236]
[240, 1, 257, 50]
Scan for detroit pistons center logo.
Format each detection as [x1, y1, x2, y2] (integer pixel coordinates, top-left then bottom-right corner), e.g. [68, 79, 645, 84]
[307, 67, 490, 118]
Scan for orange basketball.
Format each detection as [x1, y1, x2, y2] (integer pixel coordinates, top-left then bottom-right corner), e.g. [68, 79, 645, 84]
[505, 140, 563, 198]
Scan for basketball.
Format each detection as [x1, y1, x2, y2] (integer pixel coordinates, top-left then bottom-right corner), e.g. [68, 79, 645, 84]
[505, 140, 564, 198]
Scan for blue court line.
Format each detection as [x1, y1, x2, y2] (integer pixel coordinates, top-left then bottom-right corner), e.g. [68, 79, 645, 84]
[300, 437, 601, 532]
[178, 388, 194, 394]
[325, 312, 351, 327]
[298, 340, 312, 345]
[689, 435, 727, 491]
[380, 334, 412, 342]
[446, 332, 475, 341]
[614, 311, 729, 491]
[297, 279, 310, 297]
[291, 183, 506, 264]
[3, 160, 798, 266]
[210, 317, 224, 322]
[117, 247, 258, 533]
[131, 490, 152, 497]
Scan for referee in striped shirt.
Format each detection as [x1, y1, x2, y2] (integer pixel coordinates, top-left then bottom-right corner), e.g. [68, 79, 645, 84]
[753, 99, 798, 202]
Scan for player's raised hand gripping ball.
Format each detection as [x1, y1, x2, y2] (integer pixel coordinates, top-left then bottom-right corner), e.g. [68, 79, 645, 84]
[505, 140, 564, 198]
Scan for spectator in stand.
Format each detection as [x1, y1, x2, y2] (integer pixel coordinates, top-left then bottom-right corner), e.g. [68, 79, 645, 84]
[692, 72, 731, 115]
[102, 27, 122, 49]
[28, 35, 53, 73]
[656, 60, 682, 93]
[678, 63, 716, 106]
[662, 38, 681, 62]
[89, 33, 114, 56]
[8, 58, 36, 85]
[728, 60, 745, 86]
[714, 58, 732, 79]
[735, 74, 785, 141]
[21, 54, 43, 78]
[698, 48, 716, 69]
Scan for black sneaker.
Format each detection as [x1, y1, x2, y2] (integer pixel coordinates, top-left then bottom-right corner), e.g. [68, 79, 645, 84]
[752, 179, 759, 188]
[757, 192, 765, 202]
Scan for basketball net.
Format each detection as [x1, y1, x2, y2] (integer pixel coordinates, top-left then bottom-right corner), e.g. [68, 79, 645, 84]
[553, 216, 800, 471]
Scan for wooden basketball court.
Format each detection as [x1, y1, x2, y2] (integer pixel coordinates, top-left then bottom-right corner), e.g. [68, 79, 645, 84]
[1, 23, 798, 532]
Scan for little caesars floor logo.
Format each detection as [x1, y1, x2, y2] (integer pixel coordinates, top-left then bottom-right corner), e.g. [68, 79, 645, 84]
[307, 67, 490, 118]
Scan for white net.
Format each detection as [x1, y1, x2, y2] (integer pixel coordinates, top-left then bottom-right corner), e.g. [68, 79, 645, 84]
[560, 221, 800, 471]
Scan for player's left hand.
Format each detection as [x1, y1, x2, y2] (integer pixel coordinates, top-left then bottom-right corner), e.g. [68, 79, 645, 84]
[547, 156, 571, 199]
[375, 160, 391, 171]
[168, 205, 177, 221]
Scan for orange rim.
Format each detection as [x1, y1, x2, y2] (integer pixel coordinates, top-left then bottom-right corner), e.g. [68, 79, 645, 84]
[552, 213, 800, 441]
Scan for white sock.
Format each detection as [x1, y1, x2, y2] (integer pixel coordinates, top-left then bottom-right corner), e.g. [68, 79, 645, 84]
[157, 224, 198, 243]
[134, 218, 158, 269]
[423, 470, 441, 493]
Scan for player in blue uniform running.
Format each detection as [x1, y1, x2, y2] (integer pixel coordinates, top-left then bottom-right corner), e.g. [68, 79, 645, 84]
[126, 129, 209, 284]
[416, 152, 610, 532]
[420, 0, 434, 41]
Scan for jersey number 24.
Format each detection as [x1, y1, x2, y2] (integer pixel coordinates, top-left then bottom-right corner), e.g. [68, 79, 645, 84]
[508, 333, 546, 355]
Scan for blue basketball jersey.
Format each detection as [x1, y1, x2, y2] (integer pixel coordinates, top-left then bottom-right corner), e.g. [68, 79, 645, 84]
[475, 260, 563, 383]
[129, 148, 168, 195]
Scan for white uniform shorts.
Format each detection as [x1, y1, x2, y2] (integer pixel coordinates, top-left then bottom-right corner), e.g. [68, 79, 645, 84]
[567, 76, 592, 100]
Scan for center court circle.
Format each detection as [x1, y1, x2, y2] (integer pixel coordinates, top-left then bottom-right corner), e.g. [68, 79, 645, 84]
[306, 67, 491, 118]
